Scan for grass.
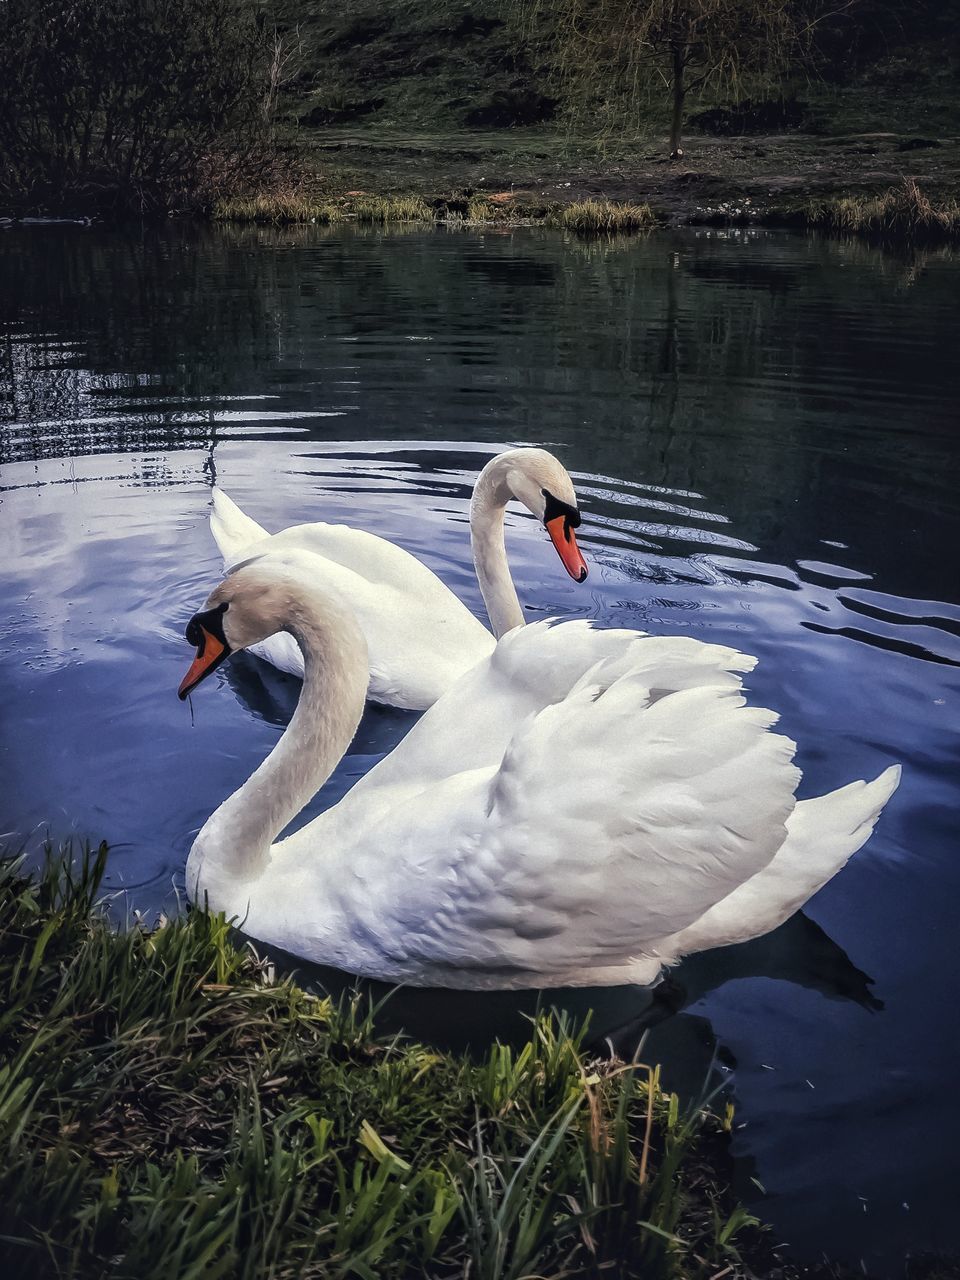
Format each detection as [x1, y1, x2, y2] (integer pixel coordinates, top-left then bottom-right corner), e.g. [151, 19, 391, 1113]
[805, 179, 960, 245]
[214, 188, 662, 235]
[234, 0, 960, 249]
[213, 192, 432, 225]
[213, 192, 346, 224]
[350, 194, 432, 223]
[212, 172, 960, 252]
[263, 0, 960, 143]
[549, 199, 657, 234]
[0, 843, 772, 1279]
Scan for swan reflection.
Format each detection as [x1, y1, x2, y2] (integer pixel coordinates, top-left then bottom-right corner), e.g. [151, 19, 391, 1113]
[230, 907, 879, 1104]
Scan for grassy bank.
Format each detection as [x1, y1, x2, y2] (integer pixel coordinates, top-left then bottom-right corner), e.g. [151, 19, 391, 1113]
[0, 845, 776, 1279]
[6, 0, 960, 234]
[231, 0, 960, 246]
[214, 177, 960, 247]
[805, 178, 960, 244]
[213, 191, 657, 233]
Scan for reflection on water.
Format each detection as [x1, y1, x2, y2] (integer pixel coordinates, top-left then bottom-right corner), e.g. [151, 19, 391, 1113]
[235, 906, 879, 1068]
[1, 222, 959, 1272]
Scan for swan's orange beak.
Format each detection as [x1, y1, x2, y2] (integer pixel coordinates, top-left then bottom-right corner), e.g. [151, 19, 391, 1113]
[179, 625, 230, 700]
[545, 515, 588, 583]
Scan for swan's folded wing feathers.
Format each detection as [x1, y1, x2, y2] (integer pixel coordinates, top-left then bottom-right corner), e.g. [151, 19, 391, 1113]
[467, 622, 754, 722]
[263, 523, 424, 585]
[653, 763, 901, 956]
[328, 626, 756, 845]
[368, 657, 802, 977]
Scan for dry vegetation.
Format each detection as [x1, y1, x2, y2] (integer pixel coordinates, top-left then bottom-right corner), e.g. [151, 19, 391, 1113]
[214, 191, 661, 234]
[806, 177, 960, 243]
[550, 199, 658, 233]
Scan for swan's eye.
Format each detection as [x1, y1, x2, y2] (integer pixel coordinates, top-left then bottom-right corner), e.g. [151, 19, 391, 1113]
[185, 601, 228, 648]
[542, 488, 581, 533]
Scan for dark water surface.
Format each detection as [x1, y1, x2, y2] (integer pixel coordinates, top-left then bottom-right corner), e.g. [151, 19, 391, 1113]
[1, 222, 958, 1269]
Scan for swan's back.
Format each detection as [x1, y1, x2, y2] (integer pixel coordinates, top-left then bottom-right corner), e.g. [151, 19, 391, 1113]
[209, 489, 495, 707]
[265, 622, 884, 988]
[323, 622, 761, 808]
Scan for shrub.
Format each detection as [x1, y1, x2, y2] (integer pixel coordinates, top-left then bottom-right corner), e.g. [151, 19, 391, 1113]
[464, 88, 558, 128]
[0, 0, 280, 215]
[213, 193, 345, 223]
[350, 194, 432, 223]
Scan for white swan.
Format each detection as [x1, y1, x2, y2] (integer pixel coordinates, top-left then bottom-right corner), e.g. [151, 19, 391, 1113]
[178, 550, 900, 989]
[207, 448, 588, 710]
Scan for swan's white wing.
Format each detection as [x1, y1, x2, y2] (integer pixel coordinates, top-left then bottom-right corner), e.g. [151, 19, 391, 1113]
[209, 492, 495, 708]
[654, 763, 901, 957]
[311, 624, 802, 982]
[324, 619, 645, 807]
[322, 622, 760, 831]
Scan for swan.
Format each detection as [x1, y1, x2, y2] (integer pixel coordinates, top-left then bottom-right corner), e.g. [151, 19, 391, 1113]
[178, 549, 900, 989]
[207, 448, 588, 710]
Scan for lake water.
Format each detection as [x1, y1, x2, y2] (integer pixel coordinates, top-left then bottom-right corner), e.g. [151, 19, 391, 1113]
[1, 221, 958, 1272]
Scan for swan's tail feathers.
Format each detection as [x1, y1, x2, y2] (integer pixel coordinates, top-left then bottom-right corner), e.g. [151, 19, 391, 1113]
[657, 763, 901, 960]
[798, 764, 902, 862]
[210, 489, 270, 566]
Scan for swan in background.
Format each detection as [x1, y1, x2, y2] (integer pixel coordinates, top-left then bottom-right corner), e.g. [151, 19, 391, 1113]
[208, 448, 588, 710]
[178, 550, 900, 989]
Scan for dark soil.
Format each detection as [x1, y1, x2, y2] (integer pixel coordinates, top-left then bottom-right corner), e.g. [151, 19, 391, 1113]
[293, 125, 960, 226]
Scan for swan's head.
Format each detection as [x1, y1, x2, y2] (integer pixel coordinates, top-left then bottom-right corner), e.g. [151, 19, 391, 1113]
[480, 447, 588, 582]
[178, 553, 350, 700]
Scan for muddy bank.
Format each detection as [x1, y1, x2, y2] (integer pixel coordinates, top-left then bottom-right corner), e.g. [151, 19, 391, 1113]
[296, 126, 959, 227]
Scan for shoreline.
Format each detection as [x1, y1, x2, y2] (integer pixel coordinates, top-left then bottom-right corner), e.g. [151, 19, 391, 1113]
[5, 129, 959, 246]
[218, 125, 960, 243]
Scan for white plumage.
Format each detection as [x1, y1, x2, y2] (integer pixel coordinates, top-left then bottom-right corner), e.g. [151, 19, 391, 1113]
[211, 495, 493, 708]
[207, 448, 588, 710]
[181, 551, 900, 990]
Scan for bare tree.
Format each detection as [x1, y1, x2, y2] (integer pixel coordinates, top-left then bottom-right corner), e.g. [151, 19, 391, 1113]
[519, 0, 854, 157]
[260, 20, 307, 139]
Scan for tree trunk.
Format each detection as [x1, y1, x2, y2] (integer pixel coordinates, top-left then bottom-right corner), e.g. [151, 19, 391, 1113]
[669, 43, 685, 158]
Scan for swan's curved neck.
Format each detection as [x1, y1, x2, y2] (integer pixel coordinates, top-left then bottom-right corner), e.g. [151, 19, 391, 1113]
[470, 458, 525, 638]
[188, 593, 368, 892]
